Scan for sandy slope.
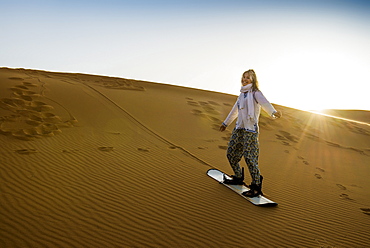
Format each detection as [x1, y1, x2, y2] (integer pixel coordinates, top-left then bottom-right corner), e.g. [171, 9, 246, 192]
[1, 68, 369, 248]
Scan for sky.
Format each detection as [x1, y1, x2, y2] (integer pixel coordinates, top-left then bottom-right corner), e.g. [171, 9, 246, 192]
[1, 0, 370, 111]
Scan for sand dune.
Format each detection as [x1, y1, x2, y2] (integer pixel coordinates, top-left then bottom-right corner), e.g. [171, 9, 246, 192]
[1, 68, 369, 247]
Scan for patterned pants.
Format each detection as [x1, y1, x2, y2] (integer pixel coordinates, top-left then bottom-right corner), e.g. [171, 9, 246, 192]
[227, 128, 261, 185]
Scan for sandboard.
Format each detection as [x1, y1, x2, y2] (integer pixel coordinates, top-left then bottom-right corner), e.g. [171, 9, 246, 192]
[207, 169, 278, 207]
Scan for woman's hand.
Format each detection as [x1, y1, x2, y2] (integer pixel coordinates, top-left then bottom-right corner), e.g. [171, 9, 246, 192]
[219, 125, 226, 132]
[272, 111, 282, 119]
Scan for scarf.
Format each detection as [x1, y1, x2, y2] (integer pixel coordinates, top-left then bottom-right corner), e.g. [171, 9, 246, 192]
[239, 84, 255, 123]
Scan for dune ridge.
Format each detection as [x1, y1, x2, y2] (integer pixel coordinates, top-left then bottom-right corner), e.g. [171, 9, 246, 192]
[1, 68, 370, 247]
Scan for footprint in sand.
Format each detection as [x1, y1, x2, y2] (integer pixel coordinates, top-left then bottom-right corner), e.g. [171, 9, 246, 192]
[211, 124, 221, 131]
[11, 85, 39, 99]
[106, 131, 121, 135]
[0, 98, 23, 109]
[360, 208, 370, 215]
[326, 141, 342, 148]
[20, 95, 34, 101]
[316, 167, 325, 172]
[12, 130, 36, 141]
[191, 109, 203, 116]
[275, 134, 286, 141]
[97, 79, 145, 91]
[336, 184, 347, 190]
[279, 131, 298, 143]
[339, 193, 354, 201]
[137, 148, 150, 152]
[207, 101, 220, 106]
[25, 119, 42, 126]
[0, 81, 78, 141]
[22, 82, 38, 87]
[314, 174, 322, 179]
[15, 149, 38, 154]
[188, 99, 225, 131]
[188, 101, 200, 107]
[208, 116, 222, 123]
[218, 145, 228, 150]
[198, 101, 209, 106]
[14, 85, 28, 90]
[98, 147, 114, 152]
[8, 77, 24, 81]
[202, 106, 220, 115]
[24, 89, 38, 97]
[190, 100, 221, 116]
[274, 133, 290, 145]
[305, 133, 321, 142]
[346, 147, 366, 156]
[297, 156, 309, 165]
[29, 101, 54, 112]
[43, 113, 62, 123]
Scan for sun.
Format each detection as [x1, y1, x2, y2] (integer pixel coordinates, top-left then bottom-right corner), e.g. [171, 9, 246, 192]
[260, 45, 368, 111]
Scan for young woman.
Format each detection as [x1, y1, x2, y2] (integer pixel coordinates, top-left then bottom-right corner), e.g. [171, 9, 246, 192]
[219, 69, 281, 197]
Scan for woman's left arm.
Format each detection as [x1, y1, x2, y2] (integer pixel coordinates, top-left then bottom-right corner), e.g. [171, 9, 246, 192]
[255, 91, 282, 118]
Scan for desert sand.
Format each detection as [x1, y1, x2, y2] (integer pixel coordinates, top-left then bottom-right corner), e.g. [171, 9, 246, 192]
[1, 67, 369, 248]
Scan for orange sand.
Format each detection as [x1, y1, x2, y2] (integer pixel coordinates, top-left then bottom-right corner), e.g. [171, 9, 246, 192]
[1, 68, 369, 247]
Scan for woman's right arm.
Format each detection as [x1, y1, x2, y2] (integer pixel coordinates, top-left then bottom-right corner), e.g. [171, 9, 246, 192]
[220, 100, 238, 131]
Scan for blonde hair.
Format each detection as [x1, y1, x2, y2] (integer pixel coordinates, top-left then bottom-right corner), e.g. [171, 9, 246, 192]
[243, 69, 259, 91]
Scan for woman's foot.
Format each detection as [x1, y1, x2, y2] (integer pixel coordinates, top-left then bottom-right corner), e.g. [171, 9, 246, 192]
[242, 183, 263, 197]
[223, 167, 244, 185]
[223, 175, 244, 185]
[247, 175, 263, 188]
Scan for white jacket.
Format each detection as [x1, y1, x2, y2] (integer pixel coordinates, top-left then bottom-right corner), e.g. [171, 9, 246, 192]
[222, 90, 277, 133]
